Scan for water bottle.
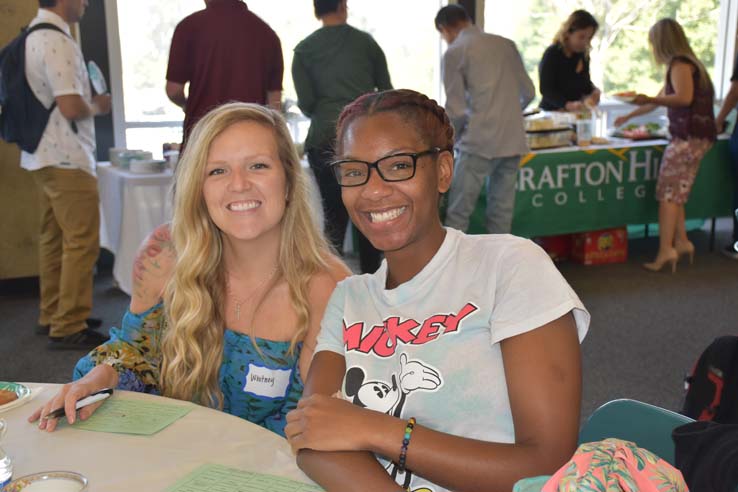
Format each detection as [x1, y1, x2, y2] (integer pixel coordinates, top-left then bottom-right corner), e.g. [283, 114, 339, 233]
[0, 419, 12, 488]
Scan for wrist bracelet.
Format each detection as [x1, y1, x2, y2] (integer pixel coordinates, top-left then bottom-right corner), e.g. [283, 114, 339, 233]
[397, 416, 416, 474]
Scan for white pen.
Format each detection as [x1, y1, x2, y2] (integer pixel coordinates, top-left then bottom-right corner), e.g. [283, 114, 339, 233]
[43, 388, 114, 420]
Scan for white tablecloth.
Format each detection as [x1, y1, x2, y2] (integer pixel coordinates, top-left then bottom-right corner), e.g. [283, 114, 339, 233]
[97, 162, 173, 296]
[0, 384, 316, 491]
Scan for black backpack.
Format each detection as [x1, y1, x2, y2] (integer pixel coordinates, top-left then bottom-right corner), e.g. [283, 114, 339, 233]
[0, 23, 67, 153]
[682, 335, 738, 424]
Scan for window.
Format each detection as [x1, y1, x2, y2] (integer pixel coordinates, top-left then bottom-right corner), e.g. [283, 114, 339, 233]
[111, 0, 202, 157]
[485, 0, 722, 101]
[107, 0, 447, 157]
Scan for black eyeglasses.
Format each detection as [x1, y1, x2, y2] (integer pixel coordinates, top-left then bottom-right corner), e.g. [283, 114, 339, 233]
[330, 147, 447, 187]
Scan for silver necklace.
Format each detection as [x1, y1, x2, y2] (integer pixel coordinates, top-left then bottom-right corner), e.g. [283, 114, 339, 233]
[227, 265, 278, 321]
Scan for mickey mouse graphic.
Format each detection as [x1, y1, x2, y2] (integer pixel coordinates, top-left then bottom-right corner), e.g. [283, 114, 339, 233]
[344, 353, 442, 492]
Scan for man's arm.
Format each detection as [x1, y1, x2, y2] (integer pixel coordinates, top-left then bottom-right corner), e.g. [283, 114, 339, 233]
[510, 41, 535, 109]
[165, 20, 190, 110]
[165, 81, 186, 109]
[442, 48, 467, 139]
[266, 32, 284, 112]
[716, 80, 738, 132]
[41, 34, 111, 121]
[56, 94, 111, 121]
[373, 40, 393, 91]
[267, 90, 282, 111]
[292, 53, 316, 117]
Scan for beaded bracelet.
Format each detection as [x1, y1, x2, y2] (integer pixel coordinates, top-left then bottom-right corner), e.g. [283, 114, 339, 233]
[397, 417, 416, 474]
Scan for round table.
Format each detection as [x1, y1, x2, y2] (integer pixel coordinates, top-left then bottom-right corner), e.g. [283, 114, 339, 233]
[0, 384, 315, 491]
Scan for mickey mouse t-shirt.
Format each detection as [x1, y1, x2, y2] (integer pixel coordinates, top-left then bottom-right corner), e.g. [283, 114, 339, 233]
[315, 227, 590, 492]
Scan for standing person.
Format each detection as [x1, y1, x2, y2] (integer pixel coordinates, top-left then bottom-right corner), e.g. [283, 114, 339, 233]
[436, 4, 535, 234]
[29, 103, 350, 436]
[284, 89, 589, 491]
[615, 18, 716, 272]
[292, 0, 391, 273]
[23, 0, 112, 349]
[165, 0, 284, 145]
[539, 10, 601, 112]
[714, 56, 738, 260]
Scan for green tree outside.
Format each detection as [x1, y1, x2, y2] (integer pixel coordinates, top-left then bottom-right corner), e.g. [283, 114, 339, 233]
[490, 0, 720, 101]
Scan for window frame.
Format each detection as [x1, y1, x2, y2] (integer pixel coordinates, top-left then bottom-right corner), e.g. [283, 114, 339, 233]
[104, 0, 738, 151]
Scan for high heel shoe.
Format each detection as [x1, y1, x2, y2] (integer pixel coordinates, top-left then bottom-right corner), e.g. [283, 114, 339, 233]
[643, 249, 678, 273]
[675, 241, 695, 265]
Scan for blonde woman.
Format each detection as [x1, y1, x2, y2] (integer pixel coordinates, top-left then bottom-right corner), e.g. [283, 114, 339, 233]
[615, 18, 716, 272]
[539, 10, 601, 111]
[29, 102, 350, 436]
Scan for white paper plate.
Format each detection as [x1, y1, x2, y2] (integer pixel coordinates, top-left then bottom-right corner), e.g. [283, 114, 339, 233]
[87, 60, 107, 94]
[0, 382, 31, 414]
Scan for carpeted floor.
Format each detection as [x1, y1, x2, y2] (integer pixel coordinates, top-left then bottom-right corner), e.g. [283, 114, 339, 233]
[2, 220, 737, 423]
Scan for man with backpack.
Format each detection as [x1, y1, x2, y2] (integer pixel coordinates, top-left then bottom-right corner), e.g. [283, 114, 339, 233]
[17, 0, 110, 349]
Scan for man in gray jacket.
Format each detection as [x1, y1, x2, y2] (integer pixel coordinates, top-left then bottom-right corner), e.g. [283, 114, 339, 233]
[436, 4, 534, 234]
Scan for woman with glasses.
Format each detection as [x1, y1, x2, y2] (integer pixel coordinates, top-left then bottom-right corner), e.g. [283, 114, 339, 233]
[30, 103, 349, 436]
[284, 89, 590, 491]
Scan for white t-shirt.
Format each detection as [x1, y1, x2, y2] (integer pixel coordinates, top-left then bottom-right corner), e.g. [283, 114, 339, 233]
[315, 227, 590, 492]
[21, 9, 96, 176]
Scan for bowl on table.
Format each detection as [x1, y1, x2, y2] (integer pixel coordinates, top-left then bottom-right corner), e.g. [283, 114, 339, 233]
[3, 471, 88, 492]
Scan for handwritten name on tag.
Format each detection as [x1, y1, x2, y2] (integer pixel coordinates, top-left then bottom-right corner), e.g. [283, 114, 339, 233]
[243, 364, 292, 399]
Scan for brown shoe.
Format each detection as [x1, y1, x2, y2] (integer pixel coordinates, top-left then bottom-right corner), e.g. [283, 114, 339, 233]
[48, 328, 108, 350]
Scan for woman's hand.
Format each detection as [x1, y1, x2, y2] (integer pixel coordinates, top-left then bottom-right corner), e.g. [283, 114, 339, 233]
[28, 366, 117, 432]
[614, 114, 631, 127]
[564, 101, 584, 112]
[586, 89, 601, 106]
[632, 94, 652, 105]
[285, 394, 381, 455]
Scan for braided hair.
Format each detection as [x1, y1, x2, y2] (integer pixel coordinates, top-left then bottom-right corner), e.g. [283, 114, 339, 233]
[335, 89, 454, 155]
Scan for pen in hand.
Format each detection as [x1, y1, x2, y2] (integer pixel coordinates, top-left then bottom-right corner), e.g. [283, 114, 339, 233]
[43, 388, 114, 421]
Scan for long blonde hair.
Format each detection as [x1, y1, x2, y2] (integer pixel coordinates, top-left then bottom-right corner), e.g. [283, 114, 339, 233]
[160, 102, 329, 408]
[649, 18, 713, 92]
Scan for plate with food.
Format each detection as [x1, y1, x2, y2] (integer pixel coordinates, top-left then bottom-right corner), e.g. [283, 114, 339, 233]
[610, 91, 637, 103]
[0, 382, 31, 413]
[612, 123, 666, 140]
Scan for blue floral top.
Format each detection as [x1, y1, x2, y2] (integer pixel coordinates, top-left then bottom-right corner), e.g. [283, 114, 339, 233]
[73, 302, 304, 436]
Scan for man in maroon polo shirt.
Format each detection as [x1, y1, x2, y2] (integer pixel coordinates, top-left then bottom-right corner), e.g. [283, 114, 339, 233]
[165, 0, 284, 144]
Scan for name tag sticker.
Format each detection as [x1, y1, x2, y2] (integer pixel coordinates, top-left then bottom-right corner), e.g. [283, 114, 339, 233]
[243, 364, 292, 399]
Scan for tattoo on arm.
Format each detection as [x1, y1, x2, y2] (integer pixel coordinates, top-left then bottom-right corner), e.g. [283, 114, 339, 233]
[132, 226, 176, 303]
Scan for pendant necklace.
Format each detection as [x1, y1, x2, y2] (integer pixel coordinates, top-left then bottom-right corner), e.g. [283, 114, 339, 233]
[228, 265, 278, 321]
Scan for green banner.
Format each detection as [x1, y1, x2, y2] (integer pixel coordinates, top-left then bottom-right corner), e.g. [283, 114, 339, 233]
[467, 139, 734, 237]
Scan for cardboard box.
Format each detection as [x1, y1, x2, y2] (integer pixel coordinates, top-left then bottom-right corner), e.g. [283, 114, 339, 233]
[571, 227, 628, 265]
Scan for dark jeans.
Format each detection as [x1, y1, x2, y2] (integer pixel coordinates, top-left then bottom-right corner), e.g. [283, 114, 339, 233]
[307, 147, 381, 274]
[728, 127, 738, 241]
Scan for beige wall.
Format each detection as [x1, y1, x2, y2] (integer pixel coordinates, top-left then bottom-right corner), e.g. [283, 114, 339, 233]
[0, 0, 40, 279]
